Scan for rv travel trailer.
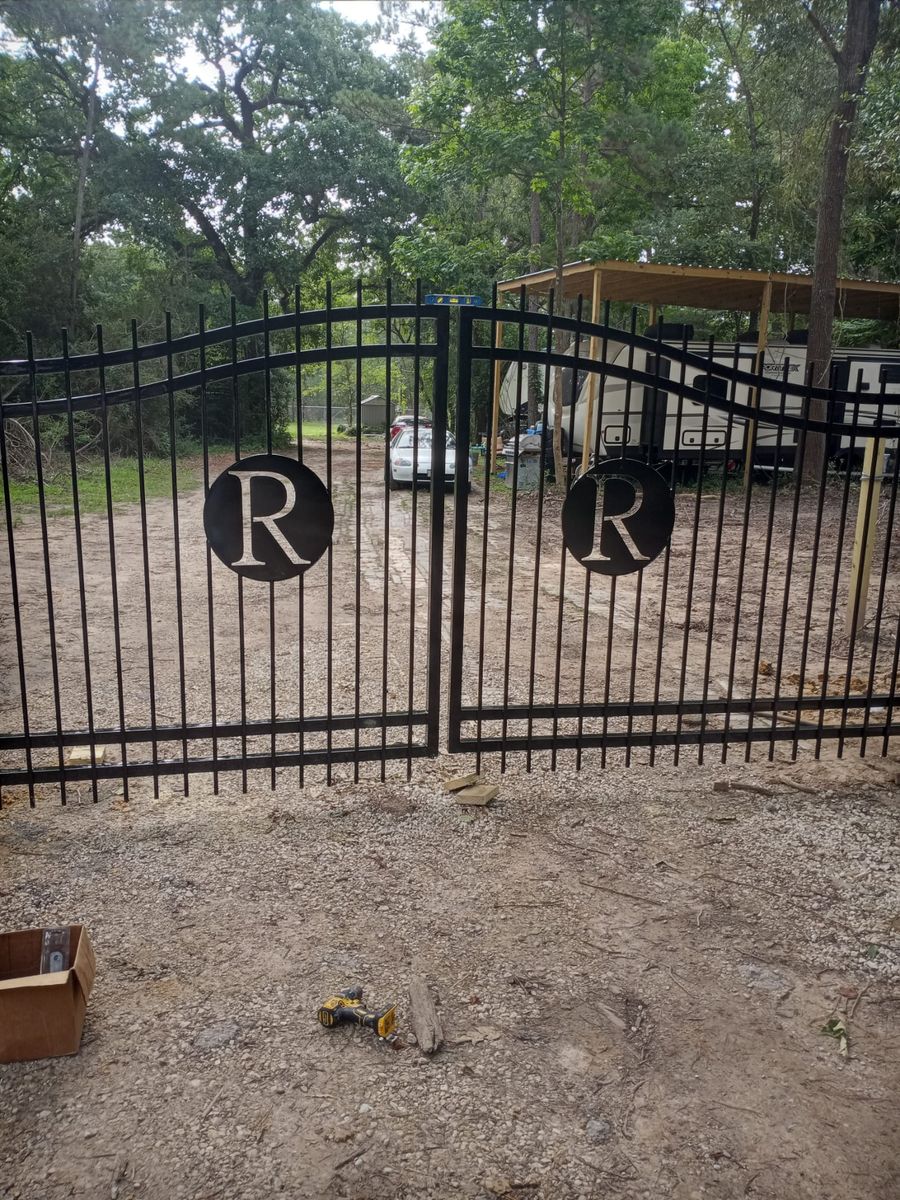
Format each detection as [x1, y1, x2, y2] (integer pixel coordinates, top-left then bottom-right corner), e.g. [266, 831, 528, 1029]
[498, 325, 900, 468]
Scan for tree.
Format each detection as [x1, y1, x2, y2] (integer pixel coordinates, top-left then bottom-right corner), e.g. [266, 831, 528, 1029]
[1, 0, 418, 318]
[402, 0, 686, 471]
[803, 0, 883, 480]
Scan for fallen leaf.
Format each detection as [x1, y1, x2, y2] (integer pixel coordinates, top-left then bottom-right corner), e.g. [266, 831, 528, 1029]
[821, 1016, 849, 1058]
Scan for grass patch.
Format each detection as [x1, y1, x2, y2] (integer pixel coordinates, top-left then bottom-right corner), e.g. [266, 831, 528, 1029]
[286, 420, 352, 442]
[3, 456, 200, 515]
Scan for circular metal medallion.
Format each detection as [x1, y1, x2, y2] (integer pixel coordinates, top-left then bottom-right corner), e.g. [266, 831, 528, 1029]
[562, 458, 675, 576]
[203, 453, 334, 582]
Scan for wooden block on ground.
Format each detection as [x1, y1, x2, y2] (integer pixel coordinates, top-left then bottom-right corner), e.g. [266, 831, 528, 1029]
[68, 745, 105, 766]
[408, 973, 443, 1055]
[445, 773, 479, 793]
[455, 783, 499, 807]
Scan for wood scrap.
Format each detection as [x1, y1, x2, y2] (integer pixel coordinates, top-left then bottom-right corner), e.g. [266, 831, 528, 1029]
[455, 783, 498, 806]
[770, 776, 818, 796]
[713, 780, 774, 797]
[408, 973, 443, 1055]
[445, 772, 479, 793]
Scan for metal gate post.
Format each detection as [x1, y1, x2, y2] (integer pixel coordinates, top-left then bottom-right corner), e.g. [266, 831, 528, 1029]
[426, 306, 451, 754]
[448, 306, 474, 754]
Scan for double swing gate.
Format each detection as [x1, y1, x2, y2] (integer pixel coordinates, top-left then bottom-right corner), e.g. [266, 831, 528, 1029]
[1, 284, 898, 803]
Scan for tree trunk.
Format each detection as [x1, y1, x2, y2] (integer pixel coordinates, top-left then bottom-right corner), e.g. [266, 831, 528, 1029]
[71, 43, 100, 327]
[527, 187, 541, 425]
[802, 0, 881, 482]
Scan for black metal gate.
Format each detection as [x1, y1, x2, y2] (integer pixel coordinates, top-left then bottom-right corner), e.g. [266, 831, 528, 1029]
[0, 289, 449, 802]
[2, 285, 899, 803]
[448, 298, 900, 769]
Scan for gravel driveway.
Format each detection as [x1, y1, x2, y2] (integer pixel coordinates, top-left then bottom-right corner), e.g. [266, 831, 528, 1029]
[1, 750, 898, 1200]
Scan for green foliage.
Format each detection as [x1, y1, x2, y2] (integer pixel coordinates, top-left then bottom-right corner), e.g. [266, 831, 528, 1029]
[2, 451, 198, 514]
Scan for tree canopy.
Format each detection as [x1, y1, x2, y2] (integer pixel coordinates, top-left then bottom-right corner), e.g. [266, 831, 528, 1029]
[1, 0, 898, 358]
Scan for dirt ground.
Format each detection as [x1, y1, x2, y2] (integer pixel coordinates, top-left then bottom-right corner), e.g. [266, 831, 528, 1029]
[1, 441, 898, 788]
[1, 440, 899, 1199]
[1, 750, 899, 1200]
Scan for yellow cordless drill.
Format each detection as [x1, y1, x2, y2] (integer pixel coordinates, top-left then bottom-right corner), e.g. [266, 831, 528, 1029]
[317, 987, 397, 1038]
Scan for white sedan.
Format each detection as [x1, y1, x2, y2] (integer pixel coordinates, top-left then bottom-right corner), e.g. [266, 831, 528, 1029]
[388, 429, 473, 490]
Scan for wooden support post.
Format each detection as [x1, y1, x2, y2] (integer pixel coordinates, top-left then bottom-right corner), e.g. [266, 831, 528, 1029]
[743, 280, 772, 490]
[845, 434, 887, 640]
[489, 319, 505, 474]
[580, 269, 603, 475]
[648, 301, 658, 330]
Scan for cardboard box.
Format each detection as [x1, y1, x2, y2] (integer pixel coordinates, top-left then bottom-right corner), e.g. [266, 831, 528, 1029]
[0, 925, 96, 1064]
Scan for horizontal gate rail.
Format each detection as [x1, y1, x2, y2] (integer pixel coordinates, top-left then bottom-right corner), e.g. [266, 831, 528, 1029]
[466, 306, 898, 412]
[0, 744, 436, 788]
[0, 711, 431, 752]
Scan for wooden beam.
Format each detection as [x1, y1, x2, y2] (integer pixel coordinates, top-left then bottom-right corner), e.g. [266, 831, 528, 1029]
[743, 280, 772, 490]
[581, 270, 603, 475]
[489, 320, 505, 474]
[845, 434, 888, 640]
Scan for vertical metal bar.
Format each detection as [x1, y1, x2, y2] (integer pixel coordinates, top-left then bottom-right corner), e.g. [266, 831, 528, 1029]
[861, 417, 900, 755]
[62, 329, 98, 802]
[198, 305, 219, 793]
[575, 303, 614, 770]
[617, 308, 641, 769]
[354, 279, 363, 783]
[325, 281, 334, 784]
[500, 290, 527, 773]
[839, 401, 888, 755]
[165, 313, 189, 792]
[0, 376, 34, 804]
[790, 369, 837, 759]
[767, 379, 816, 762]
[263, 293, 276, 787]
[406, 281, 423, 777]
[380, 280, 393, 781]
[673, 339, 713, 764]
[474, 286, 500, 772]
[744, 365, 790, 757]
[648, 327, 688, 765]
[526, 291, 556, 771]
[95, 326, 128, 800]
[448, 306, 471, 755]
[696, 342, 741, 763]
[812, 372, 863, 759]
[881, 602, 900, 757]
[601, 308, 639, 766]
[131, 321, 159, 796]
[231, 296, 248, 791]
[294, 284, 305, 786]
[599, 302, 625, 769]
[428, 305, 450, 755]
[26, 333, 67, 803]
[551, 295, 584, 771]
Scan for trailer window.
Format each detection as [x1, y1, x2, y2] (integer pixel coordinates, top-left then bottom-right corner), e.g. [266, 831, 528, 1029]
[691, 374, 727, 400]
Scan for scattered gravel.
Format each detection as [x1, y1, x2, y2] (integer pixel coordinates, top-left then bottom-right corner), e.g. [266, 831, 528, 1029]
[1, 749, 898, 1200]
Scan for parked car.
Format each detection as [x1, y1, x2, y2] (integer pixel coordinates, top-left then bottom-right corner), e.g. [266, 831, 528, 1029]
[390, 413, 433, 441]
[388, 429, 473, 490]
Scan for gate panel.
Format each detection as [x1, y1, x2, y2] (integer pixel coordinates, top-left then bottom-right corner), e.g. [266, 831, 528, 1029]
[449, 301, 900, 767]
[0, 290, 449, 802]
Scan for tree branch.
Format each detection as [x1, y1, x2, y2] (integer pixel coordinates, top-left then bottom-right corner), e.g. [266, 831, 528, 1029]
[803, 3, 844, 69]
[181, 195, 246, 296]
[299, 219, 346, 271]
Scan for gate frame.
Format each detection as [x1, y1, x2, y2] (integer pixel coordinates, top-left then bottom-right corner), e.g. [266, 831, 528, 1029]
[447, 299, 900, 764]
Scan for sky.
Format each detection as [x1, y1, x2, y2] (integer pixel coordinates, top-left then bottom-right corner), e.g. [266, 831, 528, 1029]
[324, 0, 434, 54]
